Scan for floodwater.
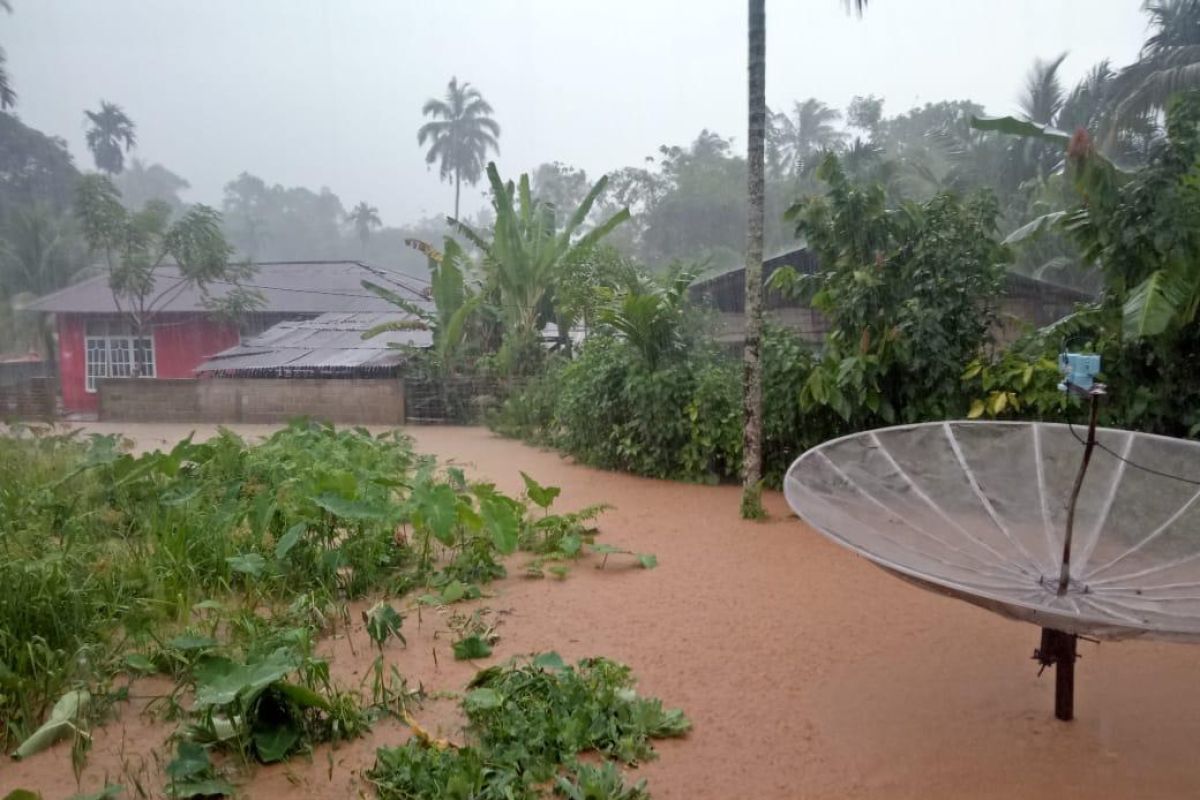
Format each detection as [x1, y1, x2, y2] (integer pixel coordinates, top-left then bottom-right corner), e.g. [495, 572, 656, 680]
[5, 423, 1200, 799]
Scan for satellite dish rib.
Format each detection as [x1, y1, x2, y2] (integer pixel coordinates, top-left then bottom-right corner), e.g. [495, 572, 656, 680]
[785, 419, 1200, 720]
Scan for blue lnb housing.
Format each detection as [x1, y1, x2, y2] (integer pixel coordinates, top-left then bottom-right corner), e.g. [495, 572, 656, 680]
[1058, 352, 1101, 392]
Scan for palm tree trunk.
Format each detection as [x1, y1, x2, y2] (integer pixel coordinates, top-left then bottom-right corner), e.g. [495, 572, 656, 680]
[454, 170, 461, 221]
[741, 0, 767, 519]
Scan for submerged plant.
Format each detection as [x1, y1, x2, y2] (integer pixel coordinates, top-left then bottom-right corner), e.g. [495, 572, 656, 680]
[368, 653, 688, 799]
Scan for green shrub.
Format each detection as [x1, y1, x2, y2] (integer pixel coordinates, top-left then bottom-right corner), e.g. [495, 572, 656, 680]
[488, 361, 566, 443]
[550, 337, 742, 483]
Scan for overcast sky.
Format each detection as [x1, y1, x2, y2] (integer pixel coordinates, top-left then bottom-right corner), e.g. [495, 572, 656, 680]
[8, 1, 1147, 224]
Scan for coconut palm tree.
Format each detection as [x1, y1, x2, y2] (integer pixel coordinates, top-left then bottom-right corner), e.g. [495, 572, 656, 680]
[84, 101, 136, 175]
[1015, 53, 1071, 179]
[0, 0, 16, 110]
[346, 201, 381, 257]
[1110, 0, 1200, 131]
[742, 0, 867, 518]
[772, 99, 847, 177]
[741, 0, 769, 518]
[418, 78, 501, 221]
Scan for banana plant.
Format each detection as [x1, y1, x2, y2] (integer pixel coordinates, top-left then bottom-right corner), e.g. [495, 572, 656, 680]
[449, 162, 630, 372]
[361, 238, 482, 371]
[972, 105, 1200, 340]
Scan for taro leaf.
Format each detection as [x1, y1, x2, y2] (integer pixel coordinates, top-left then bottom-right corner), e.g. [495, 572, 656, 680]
[312, 493, 389, 521]
[167, 634, 218, 651]
[253, 722, 300, 764]
[364, 602, 406, 648]
[11, 689, 90, 759]
[481, 497, 519, 555]
[274, 522, 306, 560]
[251, 493, 276, 539]
[123, 653, 157, 674]
[4, 791, 43, 800]
[532, 651, 566, 672]
[590, 543, 627, 570]
[549, 565, 570, 580]
[452, 635, 493, 661]
[456, 501, 483, 531]
[314, 469, 357, 498]
[520, 471, 561, 510]
[276, 681, 332, 711]
[226, 553, 267, 579]
[636, 553, 658, 569]
[166, 741, 211, 781]
[440, 580, 467, 604]
[194, 648, 299, 708]
[464, 688, 502, 712]
[413, 482, 459, 545]
[166, 780, 235, 799]
[558, 533, 581, 557]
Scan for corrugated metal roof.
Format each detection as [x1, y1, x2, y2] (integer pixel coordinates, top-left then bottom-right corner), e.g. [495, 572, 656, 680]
[195, 311, 431, 374]
[690, 246, 1094, 313]
[27, 261, 431, 314]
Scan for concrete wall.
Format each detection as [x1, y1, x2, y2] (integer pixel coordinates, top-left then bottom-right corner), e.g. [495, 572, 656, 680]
[0, 377, 57, 420]
[98, 377, 405, 425]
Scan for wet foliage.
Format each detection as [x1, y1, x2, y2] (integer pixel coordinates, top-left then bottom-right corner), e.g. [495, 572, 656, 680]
[0, 420, 652, 796]
[369, 653, 687, 799]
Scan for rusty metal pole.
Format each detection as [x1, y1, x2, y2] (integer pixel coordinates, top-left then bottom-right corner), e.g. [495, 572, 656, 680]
[1037, 628, 1078, 721]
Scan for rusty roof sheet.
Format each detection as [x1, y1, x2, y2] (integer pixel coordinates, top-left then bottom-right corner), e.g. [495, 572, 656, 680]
[195, 311, 431, 374]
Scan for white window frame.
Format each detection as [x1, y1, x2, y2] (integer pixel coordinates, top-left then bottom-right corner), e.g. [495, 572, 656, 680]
[84, 319, 156, 393]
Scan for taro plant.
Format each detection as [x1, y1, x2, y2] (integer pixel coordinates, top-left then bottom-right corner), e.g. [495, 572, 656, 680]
[186, 644, 367, 764]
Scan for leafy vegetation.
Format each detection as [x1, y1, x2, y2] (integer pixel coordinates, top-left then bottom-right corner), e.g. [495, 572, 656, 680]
[492, 149, 1012, 488]
[0, 421, 657, 797]
[368, 653, 688, 799]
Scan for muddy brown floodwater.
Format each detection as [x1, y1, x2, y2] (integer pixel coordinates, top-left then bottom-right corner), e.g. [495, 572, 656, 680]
[6, 423, 1200, 799]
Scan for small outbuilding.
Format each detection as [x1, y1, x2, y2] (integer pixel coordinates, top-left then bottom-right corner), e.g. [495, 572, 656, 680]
[690, 247, 1093, 345]
[195, 312, 431, 378]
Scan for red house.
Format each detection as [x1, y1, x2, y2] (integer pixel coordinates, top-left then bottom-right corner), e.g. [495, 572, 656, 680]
[28, 261, 427, 415]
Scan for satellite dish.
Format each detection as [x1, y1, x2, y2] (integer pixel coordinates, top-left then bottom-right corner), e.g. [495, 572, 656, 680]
[785, 420, 1200, 719]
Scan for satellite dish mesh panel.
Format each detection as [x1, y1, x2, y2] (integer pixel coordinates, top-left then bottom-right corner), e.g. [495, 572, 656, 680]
[785, 421, 1200, 642]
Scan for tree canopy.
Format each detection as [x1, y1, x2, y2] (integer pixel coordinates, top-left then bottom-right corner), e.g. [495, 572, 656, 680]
[418, 77, 501, 220]
[84, 101, 137, 175]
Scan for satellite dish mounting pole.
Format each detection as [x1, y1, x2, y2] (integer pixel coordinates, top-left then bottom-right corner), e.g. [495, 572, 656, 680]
[1039, 357, 1104, 722]
[1058, 389, 1103, 596]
